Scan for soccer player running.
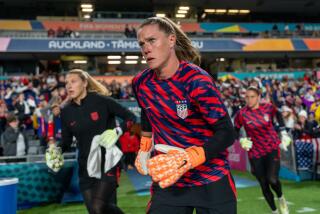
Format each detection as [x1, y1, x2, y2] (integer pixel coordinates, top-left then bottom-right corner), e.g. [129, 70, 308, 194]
[49, 69, 136, 214]
[234, 86, 290, 214]
[132, 17, 237, 214]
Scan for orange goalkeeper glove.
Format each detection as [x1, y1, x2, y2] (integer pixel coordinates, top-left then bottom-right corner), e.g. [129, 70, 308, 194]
[134, 136, 153, 175]
[147, 144, 205, 188]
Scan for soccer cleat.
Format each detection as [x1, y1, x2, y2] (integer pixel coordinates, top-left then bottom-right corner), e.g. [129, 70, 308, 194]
[272, 209, 279, 214]
[279, 196, 289, 214]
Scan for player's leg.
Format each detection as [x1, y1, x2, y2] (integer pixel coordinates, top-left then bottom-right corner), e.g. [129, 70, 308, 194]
[250, 156, 278, 212]
[90, 180, 124, 214]
[266, 149, 289, 214]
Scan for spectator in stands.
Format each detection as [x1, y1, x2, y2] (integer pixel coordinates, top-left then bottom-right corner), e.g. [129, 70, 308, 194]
[272, 24, 279, 36]
[4, 87, 15, 111]
[119, 127, 140, 170]
[34, 94, 50, 153]
[50, 103, 62, 141]
[47, 28, 55, 38]
[0, 100, 8, 141]
[284, 24, 290, 35]
[56, 27, 65, 38]
[58, 86, 67, 101]
[70, 30, 80, 38]
[57, 74, 66, 88]
[124, 24, 130, 37]
[64, 27, 72, 38]
[281, 105, 295, 133]
[292, 95, 304, 116]
[130, 26, 137, 38]
[1, 113, 28, 156]
[14, 93, 31, 127]
[293, 110, 319, 140]
[310, 95, 320, 124]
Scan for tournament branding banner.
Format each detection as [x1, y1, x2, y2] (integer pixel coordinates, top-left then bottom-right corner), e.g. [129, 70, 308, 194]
[3, 38, 206, 52]
[1, 38, 320, 52]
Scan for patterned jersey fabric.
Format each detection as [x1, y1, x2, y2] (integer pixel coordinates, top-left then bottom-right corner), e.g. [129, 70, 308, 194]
[234, 102, 280, 159]
[133, 60, 231, 187]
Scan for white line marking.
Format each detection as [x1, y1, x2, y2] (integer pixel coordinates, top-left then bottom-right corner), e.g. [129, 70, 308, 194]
[296, 207, 317, 213]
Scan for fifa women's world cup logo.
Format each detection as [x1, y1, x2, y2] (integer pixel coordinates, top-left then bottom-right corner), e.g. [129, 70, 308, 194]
[176, 100, 188, 119]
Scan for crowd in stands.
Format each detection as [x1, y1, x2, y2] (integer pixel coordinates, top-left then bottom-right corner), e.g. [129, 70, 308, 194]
[124, 24, 137, 38]
[0, 71, 319, 158]
[258, 23, 320, 38]
[43, 22, 320, 39]
[0, 73, 136, 157]
[47, 27, 80, 38]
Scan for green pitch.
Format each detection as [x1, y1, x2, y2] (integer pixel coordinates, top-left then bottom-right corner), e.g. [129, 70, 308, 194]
[18, 170, 320, 214]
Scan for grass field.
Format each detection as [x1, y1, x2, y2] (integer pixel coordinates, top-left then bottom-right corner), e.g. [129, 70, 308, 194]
[18, 170, 320, 214]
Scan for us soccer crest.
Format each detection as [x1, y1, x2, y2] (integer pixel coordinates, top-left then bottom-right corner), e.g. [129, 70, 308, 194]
[264, 114, 269, 122]
[176, 100, 188, 119]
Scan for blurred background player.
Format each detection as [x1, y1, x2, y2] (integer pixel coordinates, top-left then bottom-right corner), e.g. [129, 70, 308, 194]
[234, 86, 290, 214]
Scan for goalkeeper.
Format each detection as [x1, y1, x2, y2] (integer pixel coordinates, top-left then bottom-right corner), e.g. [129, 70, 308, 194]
[133, 17, 237, 214]
[234, 86, 290, 214]
[47, 69, 136, 214]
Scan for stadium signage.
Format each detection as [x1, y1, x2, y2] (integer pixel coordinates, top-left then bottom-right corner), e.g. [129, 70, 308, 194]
[47, 39, 204, 50]
[3, 38, 320, 52]
[48, 40, 106, 49]
[110, 40, 140, 49]
[191, 41, 204, 49]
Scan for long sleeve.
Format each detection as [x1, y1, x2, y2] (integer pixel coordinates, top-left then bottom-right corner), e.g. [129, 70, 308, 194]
[141, 109, 152, 132]
[189, 75, 236, 159]
[203, 115, 237, 159]
[59, 111, 74, 153]
[105, 96, 137, 132]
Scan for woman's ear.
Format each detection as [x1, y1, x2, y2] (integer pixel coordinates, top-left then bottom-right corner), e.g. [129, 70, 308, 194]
[168, 34, 176, 49]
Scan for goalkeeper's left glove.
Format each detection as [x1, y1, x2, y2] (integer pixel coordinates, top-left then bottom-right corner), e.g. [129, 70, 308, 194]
[98, 127, 123, 149]
[147, 144, 205, 188]
[280, 130, 292, 151]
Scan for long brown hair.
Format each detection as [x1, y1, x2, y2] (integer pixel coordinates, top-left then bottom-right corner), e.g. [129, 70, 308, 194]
[67, 69, 111, 96]
[139, 17, 201, 65]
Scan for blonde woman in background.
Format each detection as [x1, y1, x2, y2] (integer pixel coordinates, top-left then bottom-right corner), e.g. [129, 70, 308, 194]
[50, 69, 136, 214]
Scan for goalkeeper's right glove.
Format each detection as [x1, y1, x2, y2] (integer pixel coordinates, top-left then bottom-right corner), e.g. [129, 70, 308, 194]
[147, 144, 205, 188]
[239, 137, 253, 151]
[134, 136, 152, 175]
[45, 143, 64, 172]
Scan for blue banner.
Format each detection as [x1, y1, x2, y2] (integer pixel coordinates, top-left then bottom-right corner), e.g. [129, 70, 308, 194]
[5, 38, 315, 53]
[219, 71, 306, 80]
[6, 38, 245, 53]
